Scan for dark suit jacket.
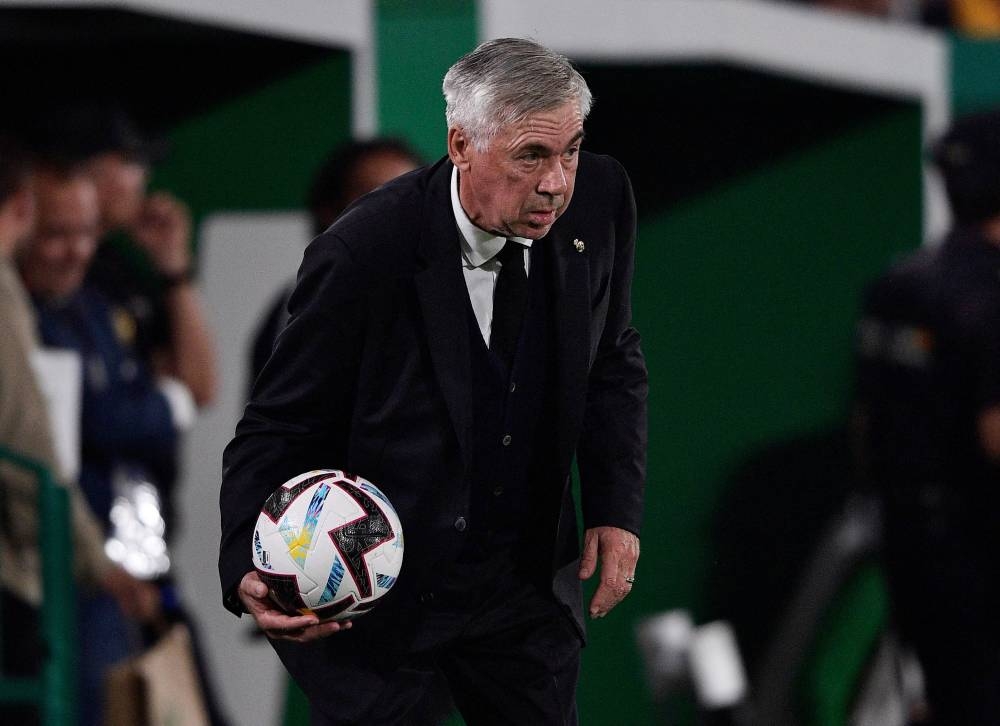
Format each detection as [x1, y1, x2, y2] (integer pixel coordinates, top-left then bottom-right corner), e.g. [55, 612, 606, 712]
[219, 152, 647, 707]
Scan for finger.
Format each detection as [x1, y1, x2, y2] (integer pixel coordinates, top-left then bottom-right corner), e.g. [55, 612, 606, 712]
[255, 609, 320, 633]
[240, 578, 269, 605]
[589, 570, 628, 618]
[578, 530, 599, 580]
[588, 542, 630, 618]
[270, 618, 352, 643]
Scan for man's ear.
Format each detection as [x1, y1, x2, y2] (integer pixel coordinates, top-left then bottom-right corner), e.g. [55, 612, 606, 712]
[448, 127, 472, 171]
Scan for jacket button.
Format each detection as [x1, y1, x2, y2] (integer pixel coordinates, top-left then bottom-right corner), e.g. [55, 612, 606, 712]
[454, 516, 467, 532]
[509, 382, 517, 393]
[493, 485, 504, 496]
[502, 434, 512, 446]
[419, 591, 435, 603]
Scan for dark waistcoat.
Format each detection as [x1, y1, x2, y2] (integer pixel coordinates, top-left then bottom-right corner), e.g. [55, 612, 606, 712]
[441, 245, 552, 602]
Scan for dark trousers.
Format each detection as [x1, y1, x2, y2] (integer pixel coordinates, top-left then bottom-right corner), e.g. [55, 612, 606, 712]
[0, 590, 42, 726]
[884, 501, 1000, 725]
[310, 579, 581, 726]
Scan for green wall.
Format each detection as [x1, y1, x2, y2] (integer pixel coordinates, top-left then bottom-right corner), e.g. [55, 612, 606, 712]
[952, 34, 1000, 114]
[634, 107, 921, 613]
[153, 55, 353, 232]
[376, 0, 478, 163]
[575, 107, 922, 724]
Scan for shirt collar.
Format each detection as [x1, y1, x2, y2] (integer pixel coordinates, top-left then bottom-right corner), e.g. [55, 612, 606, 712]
[451, 165, 531, 268]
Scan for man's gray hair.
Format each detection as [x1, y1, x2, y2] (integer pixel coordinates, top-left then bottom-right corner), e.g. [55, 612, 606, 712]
[443, 38, 593, 151]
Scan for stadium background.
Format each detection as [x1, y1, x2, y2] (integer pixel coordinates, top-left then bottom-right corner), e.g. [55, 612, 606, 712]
[7, 0, 1000, 723]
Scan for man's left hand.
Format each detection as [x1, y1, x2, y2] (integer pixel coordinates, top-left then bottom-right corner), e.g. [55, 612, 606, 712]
[578, 526, 640, 618]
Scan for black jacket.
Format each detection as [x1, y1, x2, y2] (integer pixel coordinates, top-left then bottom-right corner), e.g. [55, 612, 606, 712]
[218, 151, 648, 707]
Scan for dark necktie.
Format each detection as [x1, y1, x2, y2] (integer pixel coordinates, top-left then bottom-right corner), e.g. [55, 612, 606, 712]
[490, 240, 528, 371]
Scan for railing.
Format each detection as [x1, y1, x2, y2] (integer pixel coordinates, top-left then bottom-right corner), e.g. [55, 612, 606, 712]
[0, 443, 76, 725]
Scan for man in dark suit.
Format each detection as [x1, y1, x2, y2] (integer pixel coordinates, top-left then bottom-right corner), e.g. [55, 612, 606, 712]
[219, 38, 648, 725]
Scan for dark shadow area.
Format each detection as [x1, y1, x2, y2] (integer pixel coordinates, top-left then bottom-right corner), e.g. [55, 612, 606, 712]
[579, 63, 918, 219]
[704, 426, 857, 674]
[0, 7, 344, 135]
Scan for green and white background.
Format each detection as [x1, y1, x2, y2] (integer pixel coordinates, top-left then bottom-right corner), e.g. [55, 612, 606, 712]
[8, 1, 1000, 723]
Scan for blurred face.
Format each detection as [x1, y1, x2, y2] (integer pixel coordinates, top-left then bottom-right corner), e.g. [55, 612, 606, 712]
[346, 151, 419, 203]
[449, 101, 583, 240]
[19, 172, 100, 301]
[85, 151, 149, 231]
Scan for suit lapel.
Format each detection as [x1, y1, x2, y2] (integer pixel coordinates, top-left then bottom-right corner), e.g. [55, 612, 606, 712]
[412, 159, 594, 471]
[545, 226, 591, 467]
[415, 162, 473, 466]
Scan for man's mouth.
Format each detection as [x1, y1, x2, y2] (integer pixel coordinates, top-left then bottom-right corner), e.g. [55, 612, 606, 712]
[527, 209, 557, 226]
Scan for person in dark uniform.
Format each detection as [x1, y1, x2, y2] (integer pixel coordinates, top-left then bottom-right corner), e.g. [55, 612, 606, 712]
[219, 38, 647, 725]
[855, 108, 1000, 724]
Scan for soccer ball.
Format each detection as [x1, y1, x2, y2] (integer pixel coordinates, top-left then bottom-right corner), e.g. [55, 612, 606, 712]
[251, 469, 404, 621]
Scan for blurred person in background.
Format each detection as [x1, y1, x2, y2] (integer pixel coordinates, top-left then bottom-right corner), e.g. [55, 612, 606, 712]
[23, 104, 217, 533]
[75, 105, 218, 412]
[249, 137, 422, 389]
[0, 137, 159, 725]
[68, 105, 230, 725]
[17, 160, 197, 726]
[855, 108, 1000, 724]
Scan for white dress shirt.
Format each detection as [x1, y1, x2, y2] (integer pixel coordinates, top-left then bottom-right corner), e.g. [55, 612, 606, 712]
[450, 166, 532, 345]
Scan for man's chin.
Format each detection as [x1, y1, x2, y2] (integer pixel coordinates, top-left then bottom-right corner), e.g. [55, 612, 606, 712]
[515, 221, 557, 240]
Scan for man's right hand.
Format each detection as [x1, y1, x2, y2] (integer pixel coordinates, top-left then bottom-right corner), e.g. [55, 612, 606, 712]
[239, 571, 351, 643]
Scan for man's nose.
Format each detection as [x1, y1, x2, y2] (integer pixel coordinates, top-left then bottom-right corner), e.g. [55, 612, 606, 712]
[537, 157, 568, 197]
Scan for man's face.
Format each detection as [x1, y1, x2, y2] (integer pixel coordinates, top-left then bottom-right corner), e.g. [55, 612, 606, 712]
[86, 150, 149, 231]
[19, 173, 100, 301]
[450, 101, 583, 240]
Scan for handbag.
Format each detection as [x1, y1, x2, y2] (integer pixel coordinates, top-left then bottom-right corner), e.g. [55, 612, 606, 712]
[104, 622, 210, 726]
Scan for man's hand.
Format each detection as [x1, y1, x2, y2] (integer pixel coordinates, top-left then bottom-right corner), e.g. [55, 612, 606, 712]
[239, 571, 351, 643]
[101, 566, 161, 623]
[578, 526, 640, 619]
[131, 192, 192, 277]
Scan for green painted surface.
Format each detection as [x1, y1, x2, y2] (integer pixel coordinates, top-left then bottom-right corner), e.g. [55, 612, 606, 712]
[951, 35, 1000, 115]
[574, 107, 922, 724]
[152, 55, 352, 237]
[376, 0, 477, 162]
[801, 565, 888, 726]
[0, 445, 76, 725]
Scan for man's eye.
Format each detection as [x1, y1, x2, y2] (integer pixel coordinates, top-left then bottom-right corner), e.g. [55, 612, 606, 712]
[521, 152, 539, 162]
[564, 147, 579, 159]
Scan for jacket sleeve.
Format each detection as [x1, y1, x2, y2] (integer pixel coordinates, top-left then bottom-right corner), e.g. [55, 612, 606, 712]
[219, 233, 366, 614]
[576, 161, 649, 537]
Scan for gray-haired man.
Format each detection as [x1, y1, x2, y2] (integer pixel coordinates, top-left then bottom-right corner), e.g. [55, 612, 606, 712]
[220, 38, 648, 725]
